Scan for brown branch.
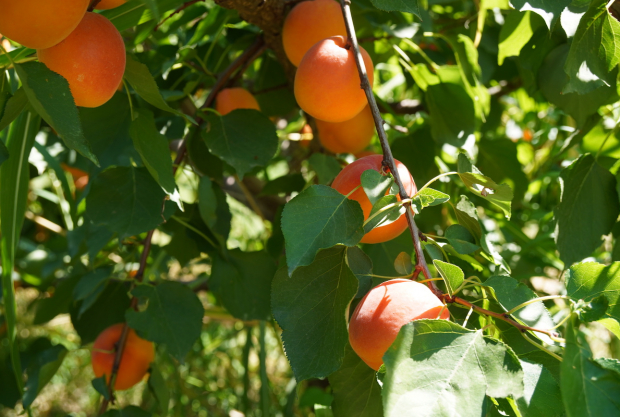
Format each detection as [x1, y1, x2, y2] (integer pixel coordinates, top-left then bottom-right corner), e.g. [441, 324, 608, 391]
[446, 296, 561, 339]
[339, 0, 442, 299]
[88, 0, 102, 11]
[96, 36, 266, 416]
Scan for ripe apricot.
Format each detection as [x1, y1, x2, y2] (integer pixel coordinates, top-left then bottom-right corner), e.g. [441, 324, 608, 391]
[91, 323, 155, 391]
[95, 0, 127, 9]
[282, 0, 347, 67]
[349, 279, 449, 370]
[215, 88, 261, 116]
[331, 155, 415, 244]
[316, 105, 375, 154]
[0, 0, 89, 49]
[294, 36, 374, 123]
[37, 12, 126, 108]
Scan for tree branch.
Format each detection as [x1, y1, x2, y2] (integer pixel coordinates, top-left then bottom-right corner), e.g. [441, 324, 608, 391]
[339, 0, 442, 299]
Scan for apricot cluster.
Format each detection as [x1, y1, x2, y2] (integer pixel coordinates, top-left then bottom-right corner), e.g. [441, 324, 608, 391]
[282, 0, 375, 154]
[91, 323, 155, 390]
[0, 1, 126, 108]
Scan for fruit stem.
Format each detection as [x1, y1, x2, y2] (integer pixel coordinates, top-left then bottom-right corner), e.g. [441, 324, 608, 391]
[338, 0, 442, 299]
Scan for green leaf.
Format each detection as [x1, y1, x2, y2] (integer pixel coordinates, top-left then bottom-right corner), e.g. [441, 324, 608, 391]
[102, 0, 184, 31]
[444, 224, 479, 255]
[561, 318, 620, 416]
[126, 282, 203, 362]
[281, 185, 365, 275]
[412, 188, 450, 213]
[138, 0, 160, 20]
[576, 294, 609, 322]
[261, 173, 306, 195]
[14, 62, 98, 165]
[510, 0, 570, 28]
[85, 166, 175, 239]
[329, 343, 384, 417]
[0, 87, 28, 132]
[477, 138, 529, 202]
[484, 275, 556, 342]
[0, 111, 40, 394]
[564, 0, 620, 94]
[595, 358, 620, 375]
[308, 153, 342, 185]
[540, 45, 618, 126]
[198, 176, 217, 228]
[346, 246, 374, 298]
[91, 376, 110, 400]
[70, 281, 132, 344]
[394, 252, 413, 276]
[361, 169, 393, 206]
[79, 93, 138, 169]
[364, 194, 402, 233]
[101, 405, 152, 417]
[271, 246, 358, 381]
[598, 317, 620, 340]
[498, 11, 543, 65]
[73, 267, 113, 317]
[454, 195, 482, 240]
[458, 172, 513, 219]
[210, 249, 276, 321]
[433, 260, 464, 296]
[203, 110, 278, 179]
[516, 360, 565, 417]
[363, 232, 413, 276]
[148, 366, 170, 414]
[555, 154, 620, 266]
[369, 0, 420, 17]
[392, 126, 439, 187]
[129, 108, 179, 201]
[22, 343, 67, 407]
[382, 320, 523, 417]
[424, 66, 477, 147]
[124, 55, 189, 121]
[567, 262, 620, 321]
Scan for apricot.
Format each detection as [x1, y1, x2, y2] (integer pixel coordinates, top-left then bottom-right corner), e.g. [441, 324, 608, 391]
[0, 0, 89, 49]
[299, 123, 313, 148]
[95, 0, 127, 9]
[316, 105, 375, 154]
[295, 36, 374, 123]
[37, 12, 126, 108]
[349, 279, 449, 370]
[331, 155, 415, 244]
[91, 323, 155, 391]
[282, 0, 347, 67]
[215, 87, 261, 116]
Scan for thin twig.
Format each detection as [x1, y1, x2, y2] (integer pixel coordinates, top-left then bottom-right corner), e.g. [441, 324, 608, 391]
[96, 36, 267, 416]
[339, 0, 442, 298]
[447, 296, 562, 340]
[155, 0, 202, 31]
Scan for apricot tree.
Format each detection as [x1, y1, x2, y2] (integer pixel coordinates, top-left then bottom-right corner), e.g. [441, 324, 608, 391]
[1, 0, 620, 416]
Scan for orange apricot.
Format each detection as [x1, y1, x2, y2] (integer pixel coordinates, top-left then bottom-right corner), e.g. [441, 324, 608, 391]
[215, 87, 261, 116]
[37, 12, 126, 108]
[298, 123, 313, 148]
[331, 155, 415, 244]
[0, 0, 89, 49]
[316, 105, 375, 154]
[91, 323, 155, 391]
[295, 36, 374, 123]
[354, 149, 376, 159]
[95, 0, 127, 9]
[282, 0, 347, 67]
[349, 279, 449, 370]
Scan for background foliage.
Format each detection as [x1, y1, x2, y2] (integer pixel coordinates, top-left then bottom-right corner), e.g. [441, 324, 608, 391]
[2, 0, 620, 416]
